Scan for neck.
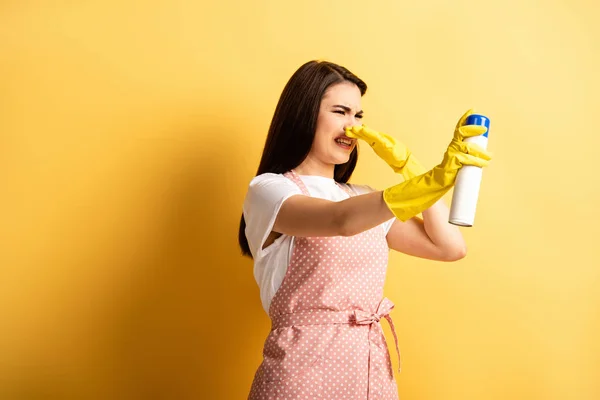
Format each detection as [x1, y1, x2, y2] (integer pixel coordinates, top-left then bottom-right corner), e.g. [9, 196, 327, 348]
[293, 155, 335, 179]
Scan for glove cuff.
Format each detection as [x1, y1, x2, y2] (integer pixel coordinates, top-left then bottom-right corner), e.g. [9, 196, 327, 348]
[383, 172, 452, 221]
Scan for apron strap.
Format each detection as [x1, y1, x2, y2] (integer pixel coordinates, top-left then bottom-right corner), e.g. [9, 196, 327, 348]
[283, 170, 310, 196]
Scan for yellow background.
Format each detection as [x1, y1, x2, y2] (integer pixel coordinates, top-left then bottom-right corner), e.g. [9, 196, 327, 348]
[1, 0, 599, 399]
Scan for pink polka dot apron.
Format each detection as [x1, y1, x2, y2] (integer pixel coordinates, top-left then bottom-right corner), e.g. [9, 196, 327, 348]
[249, 170, 402, 400]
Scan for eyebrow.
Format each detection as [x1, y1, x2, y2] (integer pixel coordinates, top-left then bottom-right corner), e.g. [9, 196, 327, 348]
[332, 104, 364, 114]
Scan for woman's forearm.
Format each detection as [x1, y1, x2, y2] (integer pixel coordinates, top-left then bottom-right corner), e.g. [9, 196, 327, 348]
[421, 200, 467, 259]
[338, 191, 394, 236]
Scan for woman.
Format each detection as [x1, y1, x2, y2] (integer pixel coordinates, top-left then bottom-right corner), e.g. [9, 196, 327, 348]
[239, 60, 490, 399]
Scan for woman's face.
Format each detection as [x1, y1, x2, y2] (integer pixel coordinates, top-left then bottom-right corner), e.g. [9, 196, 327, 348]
[311, 81, 363, 165]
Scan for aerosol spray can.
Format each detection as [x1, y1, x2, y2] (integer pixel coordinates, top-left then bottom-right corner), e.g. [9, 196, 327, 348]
[448, 114, 490, 227]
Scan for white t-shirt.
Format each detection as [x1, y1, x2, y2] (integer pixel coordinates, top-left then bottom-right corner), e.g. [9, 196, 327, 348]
[242, 172, 396, 313]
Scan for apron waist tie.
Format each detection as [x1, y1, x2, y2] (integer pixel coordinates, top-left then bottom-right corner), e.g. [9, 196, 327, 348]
[271, 297, 402, 374]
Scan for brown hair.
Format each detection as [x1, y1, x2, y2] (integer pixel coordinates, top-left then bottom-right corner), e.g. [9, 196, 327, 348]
[238, 60, 367, 257]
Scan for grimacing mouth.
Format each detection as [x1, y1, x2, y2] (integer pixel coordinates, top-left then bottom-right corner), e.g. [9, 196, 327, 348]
[334, 134, 355, 146]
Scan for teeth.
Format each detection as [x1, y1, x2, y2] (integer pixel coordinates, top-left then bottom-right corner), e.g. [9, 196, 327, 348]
[336, 138, 352, 145]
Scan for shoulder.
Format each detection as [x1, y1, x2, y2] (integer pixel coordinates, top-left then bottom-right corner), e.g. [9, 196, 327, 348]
[342, 182, 378, 196]
[249, 172, 292, 186]
[244, 173, 302, 207]
[247, 173, 300, 194]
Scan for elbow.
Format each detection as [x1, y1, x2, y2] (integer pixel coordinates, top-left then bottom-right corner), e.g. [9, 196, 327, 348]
[335, 207, 357, 237]
[337, 217, 356, 237]
[444, 244, 467, 262]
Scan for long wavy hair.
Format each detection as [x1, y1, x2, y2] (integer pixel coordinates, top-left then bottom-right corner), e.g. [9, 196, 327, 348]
[238, 60, 367, 258]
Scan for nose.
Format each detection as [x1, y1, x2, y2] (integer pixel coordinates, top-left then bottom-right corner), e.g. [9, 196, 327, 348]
[343, 115, 359, 131]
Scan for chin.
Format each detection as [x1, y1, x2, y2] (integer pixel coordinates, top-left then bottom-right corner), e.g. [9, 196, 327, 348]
[333, 156, 351, 165]
[323, 147, 354, 165]
[327, 151, 350, 164]
[335, 150, 354, 165]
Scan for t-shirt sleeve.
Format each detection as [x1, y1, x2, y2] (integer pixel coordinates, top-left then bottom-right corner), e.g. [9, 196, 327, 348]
[347, 183, 396, 236]
[242, 173, 303, 258]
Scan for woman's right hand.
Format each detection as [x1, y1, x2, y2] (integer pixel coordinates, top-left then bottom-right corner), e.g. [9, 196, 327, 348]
[345, 124, 426, 180]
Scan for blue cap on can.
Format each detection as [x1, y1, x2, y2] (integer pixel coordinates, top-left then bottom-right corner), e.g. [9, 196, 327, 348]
[465, 114, 490, 138]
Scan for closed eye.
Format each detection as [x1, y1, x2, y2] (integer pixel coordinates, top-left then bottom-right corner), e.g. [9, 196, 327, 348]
[332, 105, 364, 119]
[333, 110, 364, 119]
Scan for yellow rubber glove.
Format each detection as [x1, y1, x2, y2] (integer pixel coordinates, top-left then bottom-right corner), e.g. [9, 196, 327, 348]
[382, 110, 491, 221]
[345, 125, 426, 180]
